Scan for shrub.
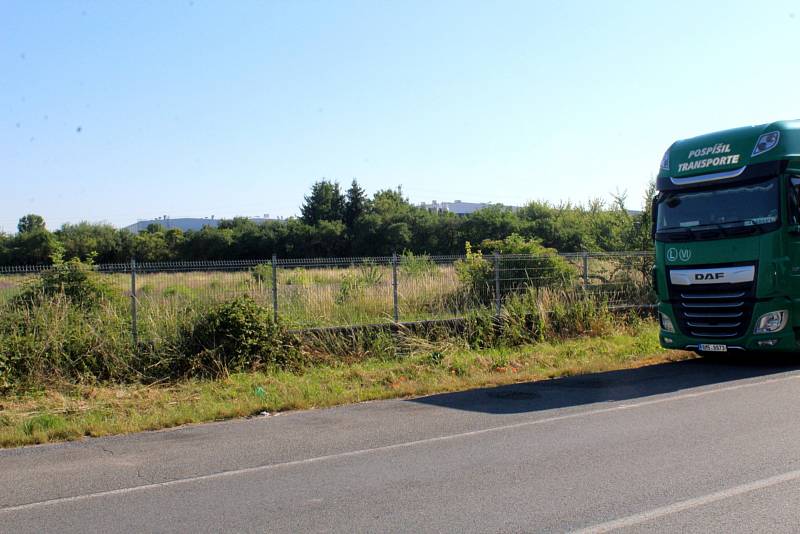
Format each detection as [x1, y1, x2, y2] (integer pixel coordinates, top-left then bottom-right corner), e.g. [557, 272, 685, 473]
[358, 261, 383, 285]
[0, 352, 11, 391]
[181, 296, 291, 377]
[400, 251, 438, 278]
[460, 310, 498, 349]
[455, 235, 578, 303]
[481, 233, 577, 289]
[335, 263, 384, 305]
[336, 272, 363, 305]
[13, 258, 117, 309]
[251, 263, 274, 285]
[454, 242, 494, 301]
[0, 295, 137, 386]
[501, 287, 614, 343]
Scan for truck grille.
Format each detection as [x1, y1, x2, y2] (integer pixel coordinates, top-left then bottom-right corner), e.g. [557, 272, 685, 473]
[668, 270, 756, 339]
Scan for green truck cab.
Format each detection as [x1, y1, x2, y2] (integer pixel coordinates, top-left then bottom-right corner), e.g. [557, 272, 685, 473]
[654, 119, 800, 354]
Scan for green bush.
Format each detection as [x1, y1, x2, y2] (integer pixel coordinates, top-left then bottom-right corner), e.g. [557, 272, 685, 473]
[251, 263, 274, 285]
[460, 310, 498, 349]
[0, 352, 11, 391]
[335, 262, 383, 305]
[400, 251, 438, 278]
[0, 295, 137, 386]
[454, 242, 494, 301]
[357, 261, 383, 285]
[181, 296, 292, 377]
[336, 272, 363, 305]
[455, 235, 577, 303]
[501, 287, 614, 344]
[13, 258, 117, 309]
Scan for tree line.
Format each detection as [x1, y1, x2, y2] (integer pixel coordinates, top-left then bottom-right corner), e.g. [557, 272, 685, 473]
[0, 180, 655, 266]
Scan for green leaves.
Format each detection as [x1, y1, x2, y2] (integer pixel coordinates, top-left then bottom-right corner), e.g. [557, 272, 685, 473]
[14, 258, 117, 309]
[301, 180, 346, 226]
[182, 297, 293, 377]
[1, 184, 654, 268]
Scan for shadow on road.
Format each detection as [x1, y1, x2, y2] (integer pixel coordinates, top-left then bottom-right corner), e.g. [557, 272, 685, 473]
[409, 354, 800, 415]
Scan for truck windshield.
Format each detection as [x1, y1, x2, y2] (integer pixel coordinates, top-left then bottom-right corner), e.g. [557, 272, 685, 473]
[656, 177, 779, 237]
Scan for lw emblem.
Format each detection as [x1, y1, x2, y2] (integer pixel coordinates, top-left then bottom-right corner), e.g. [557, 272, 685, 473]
[666, 248, 692, 262]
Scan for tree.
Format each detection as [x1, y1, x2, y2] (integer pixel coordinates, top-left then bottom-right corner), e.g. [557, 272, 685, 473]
[56, 222, 130, 263]
[145, 223, 165, 234]
[132, 231, 171, 262]
[625, 179, 657, 251]
[9, 229, 62, 265]
[17, 214, 46, 234]
[180, 227, 233, 260]
[217, 217, 257, 231]
[273, 219, 315, 258]
[518, 201, 596, 252]
[0, 232, 11, 264]
[164, 228, 185, 252]
[301, 180, 345, 225]
[478, 233, 577, 287]
[351, 188, 416, 255]
[344, 179, 368, 228]
[459, 205, 521, 245]
[308, 220, 348, 257]
[0, 180, 652, 266]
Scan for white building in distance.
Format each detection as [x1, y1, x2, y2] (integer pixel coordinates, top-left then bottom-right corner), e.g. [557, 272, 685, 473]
[124, 215, 280, 233]
[418, 200, 519, 216]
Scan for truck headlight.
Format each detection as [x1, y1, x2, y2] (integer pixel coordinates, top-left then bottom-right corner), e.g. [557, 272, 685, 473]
[753, 310, 788, 334]
[659, 312, 675, 333]
[752, 131, 780, 157]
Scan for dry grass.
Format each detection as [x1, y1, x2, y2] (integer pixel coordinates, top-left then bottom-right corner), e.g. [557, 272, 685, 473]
[0, 258, 651, 329]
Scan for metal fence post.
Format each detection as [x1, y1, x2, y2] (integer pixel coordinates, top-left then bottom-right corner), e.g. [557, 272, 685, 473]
[582, 251, 589, 286]
[271, 254, 279, 322]
[392, 252, 399, 322]
[494, 251, 501, 318]
[130, 258, 138, 347]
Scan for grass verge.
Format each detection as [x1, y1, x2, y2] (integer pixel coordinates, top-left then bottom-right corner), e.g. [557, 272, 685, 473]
[0, 322, 689, 448]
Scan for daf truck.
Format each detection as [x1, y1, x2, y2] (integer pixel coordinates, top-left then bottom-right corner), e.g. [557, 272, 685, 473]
[655, 120, 800, 354]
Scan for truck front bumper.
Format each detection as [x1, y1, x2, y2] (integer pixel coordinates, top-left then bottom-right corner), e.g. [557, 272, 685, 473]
[657, 300, 797, 353]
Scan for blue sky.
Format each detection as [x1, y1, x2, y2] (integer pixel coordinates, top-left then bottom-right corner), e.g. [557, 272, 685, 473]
[2, 0, 799, 232]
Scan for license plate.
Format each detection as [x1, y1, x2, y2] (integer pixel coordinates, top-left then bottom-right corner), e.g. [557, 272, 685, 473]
[699, 344, 727, 352]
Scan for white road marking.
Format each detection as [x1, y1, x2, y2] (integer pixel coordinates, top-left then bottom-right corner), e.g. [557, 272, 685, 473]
[2, 372, 800, 515]
[571, 468, 800, 533]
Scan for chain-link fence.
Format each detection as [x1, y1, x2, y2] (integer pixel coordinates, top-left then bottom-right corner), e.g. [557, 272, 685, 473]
[0, 252, 655, 342]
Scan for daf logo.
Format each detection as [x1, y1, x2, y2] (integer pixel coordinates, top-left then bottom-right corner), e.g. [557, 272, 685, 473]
[670, 265, 755, 286]
[695, 272, 724, 281]
[666, 248, 692, 262]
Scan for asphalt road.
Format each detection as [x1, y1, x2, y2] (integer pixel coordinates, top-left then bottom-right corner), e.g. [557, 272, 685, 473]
[4, 356, 800, 533]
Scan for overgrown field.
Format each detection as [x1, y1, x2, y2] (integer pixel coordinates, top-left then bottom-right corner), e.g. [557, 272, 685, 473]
[0, 251, 653, 328]
[0, 253, 654, 388]
[0, 251, 663, 447]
